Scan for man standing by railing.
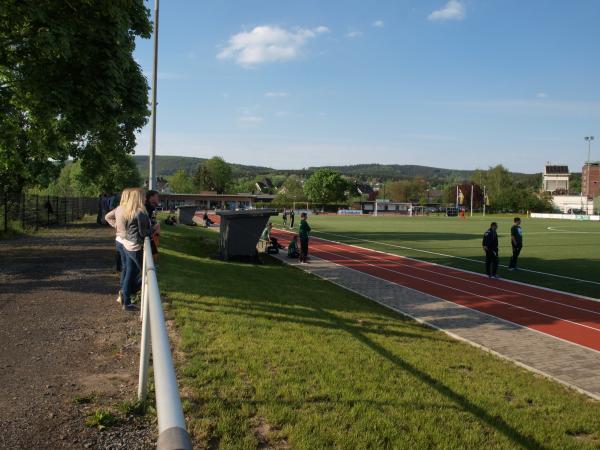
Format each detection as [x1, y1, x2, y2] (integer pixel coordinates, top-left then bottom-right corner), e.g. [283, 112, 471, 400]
[145, 190, 161, 259]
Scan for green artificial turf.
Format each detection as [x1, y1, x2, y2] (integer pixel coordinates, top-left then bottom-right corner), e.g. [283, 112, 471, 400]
[158, 224, 600, 449]
[290, 214, 600, 299]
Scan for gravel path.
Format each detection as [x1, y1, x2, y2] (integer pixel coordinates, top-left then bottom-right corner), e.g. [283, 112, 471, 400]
[0, 222, 155, 449]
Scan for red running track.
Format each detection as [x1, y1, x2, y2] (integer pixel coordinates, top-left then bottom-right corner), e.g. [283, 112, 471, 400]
[273, 230, 600, 353]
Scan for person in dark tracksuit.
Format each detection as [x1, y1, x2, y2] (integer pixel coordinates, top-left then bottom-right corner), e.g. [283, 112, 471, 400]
[289, 210, 295, 228]
[482, 222, 500, 279]
[298, 212, 311, 264]
[508, 217, 523, 271]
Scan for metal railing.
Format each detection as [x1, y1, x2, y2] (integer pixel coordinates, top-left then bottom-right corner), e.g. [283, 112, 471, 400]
[138, 237, 192, 450]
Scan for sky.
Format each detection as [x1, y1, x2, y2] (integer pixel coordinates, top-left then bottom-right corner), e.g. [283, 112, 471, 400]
[133, 0, 600, 173]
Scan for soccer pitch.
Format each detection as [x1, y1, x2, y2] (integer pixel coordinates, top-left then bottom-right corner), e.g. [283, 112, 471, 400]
[297, 214, 600, 299]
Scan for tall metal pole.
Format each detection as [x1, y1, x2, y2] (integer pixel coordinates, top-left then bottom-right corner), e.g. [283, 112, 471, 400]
[584, 136, 594, 214]
[148, 0, 160, 191]
[470, 184, 474, 217]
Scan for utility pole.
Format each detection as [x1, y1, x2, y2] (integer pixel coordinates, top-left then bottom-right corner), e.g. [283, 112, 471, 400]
[148, 0, 160, 190]
[584, 136, 594, 214]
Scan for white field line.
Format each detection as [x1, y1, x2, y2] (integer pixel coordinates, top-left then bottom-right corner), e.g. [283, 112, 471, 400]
[275, 253, 600, 400]
[547, 226, 600, 234]
[309, 229, 600, 286]
[326, 242, 600, 317]
[313, 242, 600, 335]
[274, 228, 600, 301]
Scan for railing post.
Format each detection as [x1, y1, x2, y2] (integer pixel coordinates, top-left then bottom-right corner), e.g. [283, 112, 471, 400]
[47, 195, 50, 227]
[137, 278, 151, 401]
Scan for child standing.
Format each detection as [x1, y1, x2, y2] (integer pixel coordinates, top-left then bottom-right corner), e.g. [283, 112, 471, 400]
[298, 212, 311, 263]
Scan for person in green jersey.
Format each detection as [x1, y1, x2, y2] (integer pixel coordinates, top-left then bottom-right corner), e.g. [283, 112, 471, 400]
[298, 212, 311, 263]
[508, 217, 523, 271]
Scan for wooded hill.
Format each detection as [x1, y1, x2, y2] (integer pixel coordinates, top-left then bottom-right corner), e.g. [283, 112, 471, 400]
[133, 155, 542, 185]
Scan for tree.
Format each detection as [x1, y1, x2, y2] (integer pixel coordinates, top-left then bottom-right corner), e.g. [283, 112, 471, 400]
[193, 156, 233, 194]
[0, 1, 151, 192]
[304, 169, 350, 204]
[169, 170, 194, 193]
[386, 178, 427, 202]
[280, 175, 306, 200]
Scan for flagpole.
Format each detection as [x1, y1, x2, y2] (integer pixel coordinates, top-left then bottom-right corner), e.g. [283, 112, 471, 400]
[470, 184, 474, 217]
[148, 0, 160, 190]
[455, 185, 459, 208]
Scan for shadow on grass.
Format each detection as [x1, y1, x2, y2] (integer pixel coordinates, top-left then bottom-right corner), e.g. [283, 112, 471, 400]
[314, 305, 546, 450]
[160, 227, 547, 449]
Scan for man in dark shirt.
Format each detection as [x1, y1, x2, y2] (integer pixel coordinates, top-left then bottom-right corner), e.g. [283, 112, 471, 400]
[145, 190, 160, 257]
[482, 222, 499, 279]
[289, 210, 295, 228]
[508, 217, 523, 271]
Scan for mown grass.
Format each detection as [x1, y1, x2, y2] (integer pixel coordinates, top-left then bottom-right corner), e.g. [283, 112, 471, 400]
[298, 214, 600, 298]
[159, 223, 600, 449]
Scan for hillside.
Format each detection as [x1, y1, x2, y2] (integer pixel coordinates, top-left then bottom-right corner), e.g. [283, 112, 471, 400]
[133, 155, 539, 184]
[133, 155, 272, 178]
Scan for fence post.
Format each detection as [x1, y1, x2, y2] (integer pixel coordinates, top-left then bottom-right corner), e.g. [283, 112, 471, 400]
[47, 195, 50, 227]
[35, 196, 39, 231]
[3, 193, 7, 233]
[20, 192, 25, 230]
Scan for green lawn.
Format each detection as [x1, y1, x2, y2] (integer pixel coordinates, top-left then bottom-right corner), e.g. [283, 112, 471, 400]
[159, 224, 600, 449]
[288, 214, 600, 298]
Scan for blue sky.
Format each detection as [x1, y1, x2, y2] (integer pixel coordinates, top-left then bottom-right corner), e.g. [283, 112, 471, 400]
[134, 0, 600, 173]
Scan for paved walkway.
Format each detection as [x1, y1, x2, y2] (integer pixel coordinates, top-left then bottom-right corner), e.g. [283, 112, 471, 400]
[272, 251, 600, 401]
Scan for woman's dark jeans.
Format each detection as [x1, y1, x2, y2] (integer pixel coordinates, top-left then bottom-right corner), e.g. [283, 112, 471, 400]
[116, 242, 127, 292]
[123, 249, 143, 306]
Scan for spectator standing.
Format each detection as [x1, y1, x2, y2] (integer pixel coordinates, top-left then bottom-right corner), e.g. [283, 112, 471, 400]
[508, 217, 523, 271]
[289, 209, 295, 228]
[482, 222, 499, 279]
[282, 210, 288, 228]
[105, 189, 131, 305]
[145, 190, 160, 258]
[298, 212, 311, 264]
[120, 188, 151, 311]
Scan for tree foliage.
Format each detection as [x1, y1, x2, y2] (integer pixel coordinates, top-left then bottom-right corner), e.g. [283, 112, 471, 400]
[304, 169, 350, 204]
[386, 178, 427, 202]
[169, 169, 194, 193]
[193, 156, 233, 194]
[41, 155, 141, 197]
[0, 1, 151, 192]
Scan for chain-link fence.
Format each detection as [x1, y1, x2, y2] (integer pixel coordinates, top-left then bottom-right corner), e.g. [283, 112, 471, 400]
[1, 193, 98, 233]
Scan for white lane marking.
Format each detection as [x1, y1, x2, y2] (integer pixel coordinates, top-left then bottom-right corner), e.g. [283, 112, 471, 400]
[328, 243, 600, 317]
[312, 241, 600, 334]
[309, 229, 600, 286]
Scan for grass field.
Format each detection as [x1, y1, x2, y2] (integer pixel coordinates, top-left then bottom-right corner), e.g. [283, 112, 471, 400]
[158, 224, 600, 449]
[286, 214, 600, 299]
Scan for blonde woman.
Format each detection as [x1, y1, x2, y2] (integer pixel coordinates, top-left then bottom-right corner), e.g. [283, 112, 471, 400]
[105, 188, 131, 305]
[119, 188, 151, 311]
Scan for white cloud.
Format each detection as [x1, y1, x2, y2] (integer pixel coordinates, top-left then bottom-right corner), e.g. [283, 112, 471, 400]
[345, 31, 363, 38]
[217, 25, 329, 66]
[372, 20, 384, 28]
[428, 0, 465, 22]
[275, 111, 290, 117]
[265, 91, 289, 98]
[536, 92, 549, 99]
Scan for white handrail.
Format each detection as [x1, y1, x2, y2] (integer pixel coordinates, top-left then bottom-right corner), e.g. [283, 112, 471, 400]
[138, 237, 192, 450]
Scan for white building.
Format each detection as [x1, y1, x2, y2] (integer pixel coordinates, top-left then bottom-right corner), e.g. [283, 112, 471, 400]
[543, 164, 570, 193]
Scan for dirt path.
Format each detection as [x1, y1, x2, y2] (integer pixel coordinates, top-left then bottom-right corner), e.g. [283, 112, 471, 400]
[0, 221, 155, 449]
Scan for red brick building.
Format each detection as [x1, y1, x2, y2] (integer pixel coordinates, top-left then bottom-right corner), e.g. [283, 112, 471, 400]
[582, 162, 600, 199]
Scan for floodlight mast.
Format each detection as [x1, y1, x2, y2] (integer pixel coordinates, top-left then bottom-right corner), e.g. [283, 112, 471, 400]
[148, 0, 160, 190]
[584, 136, 594, 214]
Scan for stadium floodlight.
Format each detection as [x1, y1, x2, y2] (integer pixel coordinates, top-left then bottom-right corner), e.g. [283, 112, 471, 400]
[584, 136, 594, 214]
